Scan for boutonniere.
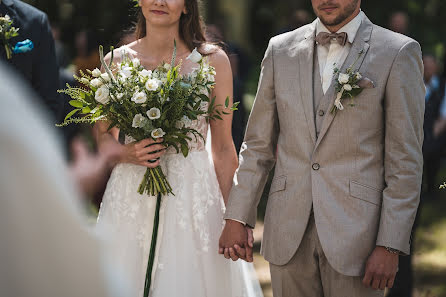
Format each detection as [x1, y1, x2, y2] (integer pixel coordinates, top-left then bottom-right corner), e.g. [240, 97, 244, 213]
[331, 50, 375, 114]
[0, 15, 34, 59]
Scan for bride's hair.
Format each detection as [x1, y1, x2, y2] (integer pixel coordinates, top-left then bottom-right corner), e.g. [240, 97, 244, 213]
[135, 0, 208, 53]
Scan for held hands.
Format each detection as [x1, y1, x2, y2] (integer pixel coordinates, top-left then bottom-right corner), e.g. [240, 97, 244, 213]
[363, 246, 399, 290]
[121, 138, 166, 168]
[218, 220, 254, 262]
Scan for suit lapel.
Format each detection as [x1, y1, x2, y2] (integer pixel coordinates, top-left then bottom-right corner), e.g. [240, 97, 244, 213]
[314, 16, 373, 150]
[295, 20, 317, 145]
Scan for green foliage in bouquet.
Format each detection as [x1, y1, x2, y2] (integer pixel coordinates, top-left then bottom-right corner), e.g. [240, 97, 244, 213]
[58, 42, 238, 197]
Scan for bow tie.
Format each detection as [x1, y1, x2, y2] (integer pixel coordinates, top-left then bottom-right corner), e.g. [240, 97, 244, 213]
[315, 32, 348, 46]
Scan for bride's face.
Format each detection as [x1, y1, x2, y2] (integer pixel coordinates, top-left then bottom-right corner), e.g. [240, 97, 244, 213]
[140, 0, 187, 27]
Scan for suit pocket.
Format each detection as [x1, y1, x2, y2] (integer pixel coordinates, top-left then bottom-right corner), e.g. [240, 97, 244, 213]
[269, 175, 287, 195]
[349, 180, 382, 206]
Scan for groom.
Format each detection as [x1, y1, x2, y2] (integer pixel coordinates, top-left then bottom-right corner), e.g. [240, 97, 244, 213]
[219, 0, 424, 296]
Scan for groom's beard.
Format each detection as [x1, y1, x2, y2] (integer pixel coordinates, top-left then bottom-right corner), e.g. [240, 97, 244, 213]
[318, 0, 359, 27]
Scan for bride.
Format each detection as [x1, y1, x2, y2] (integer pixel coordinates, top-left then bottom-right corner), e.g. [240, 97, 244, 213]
[94, 0, 263, 296]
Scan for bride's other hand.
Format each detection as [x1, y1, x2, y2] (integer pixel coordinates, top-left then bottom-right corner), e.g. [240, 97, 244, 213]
[121, 138, 166, 168]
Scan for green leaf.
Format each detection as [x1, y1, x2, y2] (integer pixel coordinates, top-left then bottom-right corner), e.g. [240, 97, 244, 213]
[69, 100, 84, 108]
[65, 108, 80, 121]
[225, 97, 230, 108]
[181, 143, 189, 157]
[82, 107, 91, 114]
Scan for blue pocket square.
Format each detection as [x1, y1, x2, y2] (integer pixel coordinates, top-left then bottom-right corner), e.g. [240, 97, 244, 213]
[13, 39, 34, 54]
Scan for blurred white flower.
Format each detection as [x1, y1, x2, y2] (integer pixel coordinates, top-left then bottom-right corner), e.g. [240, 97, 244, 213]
[90, 78, 103, 88]
[187, 48, 202, 63]
[132, 114, 146, 128]
[140, 69, 152, 78]
[355, 72, 362, 80]
[120, 66, 133, 78]
[147, 107, 161, 120]
[92, 68, 101, 78]
[80, 77, 90, 85]
[145, 79, 160, 91]
[344, 84, 352, 91]
[151, 128, 166, 139]
[338, 73, 349, 84]
[95, 86, 110, 105]
[100, 72, 111, 82]
[116, 93, 124, 100]
[131, 91, 147, 104]
[164, 63, 171, 70]
[132, 58, 141, 67]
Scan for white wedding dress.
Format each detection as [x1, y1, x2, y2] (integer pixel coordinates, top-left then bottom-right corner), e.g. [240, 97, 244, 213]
[95, 80, 263, 296]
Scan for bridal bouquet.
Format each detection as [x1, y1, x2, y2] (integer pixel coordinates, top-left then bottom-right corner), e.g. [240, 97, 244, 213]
[59, 44, 237, 197]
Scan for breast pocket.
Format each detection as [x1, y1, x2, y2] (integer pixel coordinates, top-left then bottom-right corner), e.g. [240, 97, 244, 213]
[349, 180, 382, 206]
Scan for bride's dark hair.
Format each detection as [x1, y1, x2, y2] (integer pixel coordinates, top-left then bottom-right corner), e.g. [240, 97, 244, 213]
[135, 0, 208, 53]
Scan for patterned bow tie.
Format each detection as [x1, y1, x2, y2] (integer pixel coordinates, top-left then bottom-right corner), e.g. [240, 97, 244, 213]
[315, 32, 348, 46]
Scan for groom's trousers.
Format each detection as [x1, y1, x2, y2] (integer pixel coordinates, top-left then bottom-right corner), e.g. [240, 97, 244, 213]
[269, 212, 384, 297]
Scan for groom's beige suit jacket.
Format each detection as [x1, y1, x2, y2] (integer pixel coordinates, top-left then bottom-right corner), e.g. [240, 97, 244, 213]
[225, 14, 425, 276]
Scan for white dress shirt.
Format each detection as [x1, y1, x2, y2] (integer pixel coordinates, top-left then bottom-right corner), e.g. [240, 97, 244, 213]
[316, 11, 364, 94]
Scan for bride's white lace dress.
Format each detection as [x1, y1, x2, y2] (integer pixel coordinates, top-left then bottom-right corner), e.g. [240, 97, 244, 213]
[95, 47, 263, 297]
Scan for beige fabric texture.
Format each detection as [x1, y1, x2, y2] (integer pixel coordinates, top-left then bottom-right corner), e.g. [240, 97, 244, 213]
[269, 214, 384, 297]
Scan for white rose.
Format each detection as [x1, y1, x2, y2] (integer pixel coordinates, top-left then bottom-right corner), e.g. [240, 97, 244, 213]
[344, 84, 352, 91]
[338, 73, 349, 84]
[100, 72, 111, 82]
[186, 48, 202, 63]
[151, 128, 166, 139]
[140, 69, 152, 78]
[90, 78, 103, 88]
[132, 114, 147, 128]
[92, 68, 102, 77]
[145, 79, 160, 91]
[131, 91, 147, 104]
[132, 58, 141, 67]
[95, 86, 110, 105]
[147, 107, 161, 120]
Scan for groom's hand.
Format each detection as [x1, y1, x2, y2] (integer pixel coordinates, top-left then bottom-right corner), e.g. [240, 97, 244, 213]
[363, 246, 399, 290]
[219, 220, 249, 261]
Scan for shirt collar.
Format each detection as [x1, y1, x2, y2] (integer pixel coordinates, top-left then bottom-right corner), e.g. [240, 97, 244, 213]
[316, 10, 364, 44]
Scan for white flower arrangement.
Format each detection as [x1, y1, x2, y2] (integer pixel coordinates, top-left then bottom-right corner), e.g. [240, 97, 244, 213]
[331, 50, 375, 114]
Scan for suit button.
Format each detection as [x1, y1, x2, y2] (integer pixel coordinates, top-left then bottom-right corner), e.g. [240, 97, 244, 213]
[312, 163, 320, 171]
[318, 110, 325, 116]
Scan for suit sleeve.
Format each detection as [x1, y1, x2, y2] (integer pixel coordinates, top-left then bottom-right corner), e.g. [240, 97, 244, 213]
[32, 13, 62, 122]
[376, 40, 425, 255]
[224, 40, 279, 228]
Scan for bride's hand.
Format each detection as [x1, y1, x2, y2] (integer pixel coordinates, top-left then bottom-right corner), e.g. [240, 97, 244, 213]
[120, 138, 167, 168]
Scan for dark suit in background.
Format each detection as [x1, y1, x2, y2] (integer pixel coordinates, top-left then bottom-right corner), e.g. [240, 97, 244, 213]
[0, 0, 61, 122]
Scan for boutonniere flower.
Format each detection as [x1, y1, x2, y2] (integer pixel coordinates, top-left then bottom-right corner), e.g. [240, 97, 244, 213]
[0, 15, 34, 59]
[331, 50, 375, 114]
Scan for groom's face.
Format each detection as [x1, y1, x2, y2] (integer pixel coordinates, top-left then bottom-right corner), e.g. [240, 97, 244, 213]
[312, 0, 360, 27]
